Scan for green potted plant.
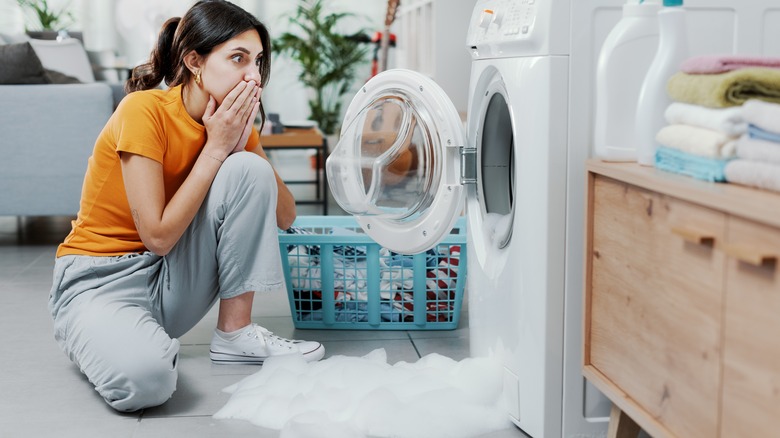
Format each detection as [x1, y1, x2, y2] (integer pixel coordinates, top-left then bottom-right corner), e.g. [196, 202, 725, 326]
[273, 0, 369, 135]
[17, 0, 73, 32]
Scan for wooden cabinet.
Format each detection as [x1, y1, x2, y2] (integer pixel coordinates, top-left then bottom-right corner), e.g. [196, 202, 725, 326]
[588, 177, 724, 438]
[583, 160, 780, 438]
[721, 216, 780, 437]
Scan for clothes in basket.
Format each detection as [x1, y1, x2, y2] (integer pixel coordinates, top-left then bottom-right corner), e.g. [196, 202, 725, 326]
[279, 217, 467, 330]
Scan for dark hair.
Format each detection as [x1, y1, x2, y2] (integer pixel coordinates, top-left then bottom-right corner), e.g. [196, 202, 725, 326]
[126, 0, 271, 125]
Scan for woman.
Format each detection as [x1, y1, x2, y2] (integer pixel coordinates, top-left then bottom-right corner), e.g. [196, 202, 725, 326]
[48, 0, 324, 412]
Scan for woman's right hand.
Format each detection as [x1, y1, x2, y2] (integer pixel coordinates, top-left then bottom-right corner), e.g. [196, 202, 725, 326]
[201, 80, 260, 160]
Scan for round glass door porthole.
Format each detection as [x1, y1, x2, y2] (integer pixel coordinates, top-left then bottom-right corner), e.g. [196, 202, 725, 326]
[327, 91, 439, 220]
[327, 69, 465, 254]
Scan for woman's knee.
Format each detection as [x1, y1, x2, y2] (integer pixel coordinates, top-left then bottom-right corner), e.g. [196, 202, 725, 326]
[222, 152, 275, 185]
[98, 338, 180, 412]
[216, 152, 277, 203]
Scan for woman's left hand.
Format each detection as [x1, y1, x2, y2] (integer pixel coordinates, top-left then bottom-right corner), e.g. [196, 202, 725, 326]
[231, 86, 261, 153]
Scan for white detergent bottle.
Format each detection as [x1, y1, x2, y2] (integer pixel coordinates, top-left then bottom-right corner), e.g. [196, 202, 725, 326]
[635, 0, 688, 166]
[594, 0, 662, 162]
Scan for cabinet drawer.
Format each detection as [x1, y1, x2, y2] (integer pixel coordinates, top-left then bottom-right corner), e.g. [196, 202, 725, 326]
[721, 216, 780, 437]
[586, 176, 726, 438]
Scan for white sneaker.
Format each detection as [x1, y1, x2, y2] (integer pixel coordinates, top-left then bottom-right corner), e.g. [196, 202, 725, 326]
[209, 323, 325, 364]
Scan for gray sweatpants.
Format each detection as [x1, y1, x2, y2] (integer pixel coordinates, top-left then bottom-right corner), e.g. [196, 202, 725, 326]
[48, 152, 284, 412]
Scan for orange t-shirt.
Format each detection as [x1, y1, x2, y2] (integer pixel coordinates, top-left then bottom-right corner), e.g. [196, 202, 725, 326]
[57, 85, 259, 257]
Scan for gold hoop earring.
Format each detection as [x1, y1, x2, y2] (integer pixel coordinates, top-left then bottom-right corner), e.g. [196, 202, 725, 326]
[194, 71, 202, 86]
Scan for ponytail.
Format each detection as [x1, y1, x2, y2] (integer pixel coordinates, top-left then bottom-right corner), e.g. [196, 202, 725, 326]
[125, 17, 181, 93]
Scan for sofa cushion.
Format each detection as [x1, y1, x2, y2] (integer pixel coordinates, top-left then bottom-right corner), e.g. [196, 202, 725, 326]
[0, 42, 49, 84]
[45, 68, 81, 84]
[0, 42, 81, 85]
[0, 33, 30, 45]
[29, 38, 95, 83]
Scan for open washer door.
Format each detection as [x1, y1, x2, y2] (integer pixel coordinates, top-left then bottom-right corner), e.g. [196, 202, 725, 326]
[327, 69, 466, 255]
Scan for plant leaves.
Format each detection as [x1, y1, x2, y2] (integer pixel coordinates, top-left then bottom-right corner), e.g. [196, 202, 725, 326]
[272, 0, 369, 134]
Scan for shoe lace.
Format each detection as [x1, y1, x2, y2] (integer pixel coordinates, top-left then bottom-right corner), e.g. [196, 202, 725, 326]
[249, 324, 295, 350]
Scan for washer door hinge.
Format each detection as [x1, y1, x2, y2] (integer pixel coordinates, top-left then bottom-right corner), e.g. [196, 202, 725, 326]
[460, 146, 477, 185]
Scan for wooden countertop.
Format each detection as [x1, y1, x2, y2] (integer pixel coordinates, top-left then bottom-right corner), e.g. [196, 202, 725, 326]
[587, 160, 780, 229]
[259, 127, 324, 148]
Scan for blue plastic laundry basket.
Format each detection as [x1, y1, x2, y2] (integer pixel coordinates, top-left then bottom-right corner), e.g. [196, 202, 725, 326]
[278, 215, 467, 330]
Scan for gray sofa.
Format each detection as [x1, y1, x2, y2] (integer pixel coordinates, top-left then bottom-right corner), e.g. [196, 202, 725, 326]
[0, 83, 113, 216]
[0, 34, 120, 217]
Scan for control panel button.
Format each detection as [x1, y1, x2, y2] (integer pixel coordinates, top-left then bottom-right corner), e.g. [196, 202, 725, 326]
[479, 9, 494, 29]
[492, 10, 503, 26]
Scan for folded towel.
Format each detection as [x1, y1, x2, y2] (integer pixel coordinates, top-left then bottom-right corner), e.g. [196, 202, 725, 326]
[681, 55, 780, 74]
[656, 124, 737, 159]
[725, 159, 780, 193]
[748, 124, 780, 143]
[736, 134, 780, 165]
[664, 102, 746, 136]
[655, 146, 731, 182]
[667, 68, 780, 108]
[742, 99, 780, 135]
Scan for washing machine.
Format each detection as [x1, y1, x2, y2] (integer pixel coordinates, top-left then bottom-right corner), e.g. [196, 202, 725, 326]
[328, 5, 610, 438]
[326, 0, 780, 436]
[327, 66, 603, 438]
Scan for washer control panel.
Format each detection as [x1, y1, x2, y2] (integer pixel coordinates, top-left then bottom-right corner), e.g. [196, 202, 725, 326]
[470, 0, 537, 42]
[467, 0, 551, 59]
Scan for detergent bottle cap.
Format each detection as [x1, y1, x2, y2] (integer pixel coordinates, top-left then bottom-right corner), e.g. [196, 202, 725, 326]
[625, 0, 661, 16]
[663, 0, 683, 6]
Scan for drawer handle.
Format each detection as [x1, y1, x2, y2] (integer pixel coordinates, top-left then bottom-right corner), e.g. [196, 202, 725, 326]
[671, 227, 715, 246]
[722, 244, 778, 267]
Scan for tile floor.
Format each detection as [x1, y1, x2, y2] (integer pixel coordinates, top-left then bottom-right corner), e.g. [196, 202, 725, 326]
[0, 152, 529, 437]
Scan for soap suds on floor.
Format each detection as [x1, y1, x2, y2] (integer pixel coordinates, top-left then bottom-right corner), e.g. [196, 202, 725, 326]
[214, 349, 510, 438]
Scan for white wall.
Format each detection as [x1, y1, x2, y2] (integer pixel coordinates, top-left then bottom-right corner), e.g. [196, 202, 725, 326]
[2, 0, 82, 33]
[0, 0, 25, 34]
[394, 0, 473, 116]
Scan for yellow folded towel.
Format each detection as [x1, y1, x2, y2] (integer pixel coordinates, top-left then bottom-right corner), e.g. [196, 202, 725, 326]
[656, 124, 737, 158]
[667, 67, 780, 108]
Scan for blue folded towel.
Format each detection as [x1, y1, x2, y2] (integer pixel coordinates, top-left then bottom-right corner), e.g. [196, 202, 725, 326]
[654, 146, 731, 182]
[748, 124, 780, 143]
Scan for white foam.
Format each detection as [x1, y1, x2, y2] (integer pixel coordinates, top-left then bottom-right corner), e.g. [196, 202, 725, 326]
[214, 349, 510, 437]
